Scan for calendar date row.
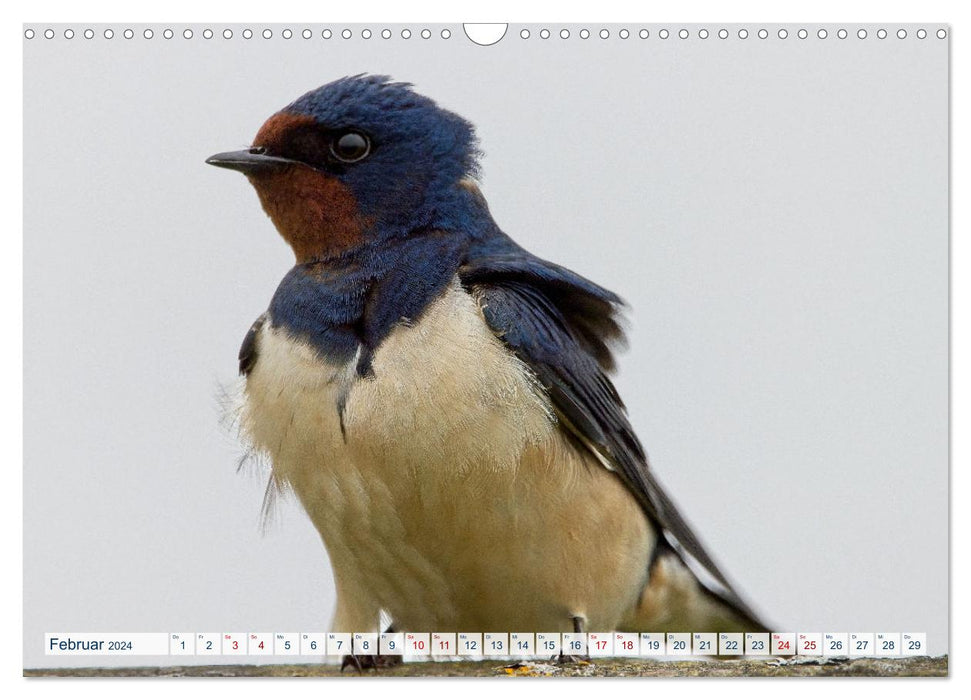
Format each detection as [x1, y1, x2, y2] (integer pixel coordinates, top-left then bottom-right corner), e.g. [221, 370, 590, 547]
[46, 632, 927, 658]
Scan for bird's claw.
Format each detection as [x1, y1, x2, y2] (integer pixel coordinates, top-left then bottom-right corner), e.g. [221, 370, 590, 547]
[340, 653, 403, 673]
[555, 652, 590, 665]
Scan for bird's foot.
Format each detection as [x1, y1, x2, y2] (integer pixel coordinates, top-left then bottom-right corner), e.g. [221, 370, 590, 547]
[554, 615, 590, 664]
[340, 653, 403, 674]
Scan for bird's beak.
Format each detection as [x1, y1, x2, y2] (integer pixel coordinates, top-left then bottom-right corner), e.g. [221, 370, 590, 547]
[205, 149, 297, 174]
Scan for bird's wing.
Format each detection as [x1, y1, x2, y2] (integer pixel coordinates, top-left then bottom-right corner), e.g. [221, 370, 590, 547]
[238, 313, 267, 376]
[459, 251, 765, 628]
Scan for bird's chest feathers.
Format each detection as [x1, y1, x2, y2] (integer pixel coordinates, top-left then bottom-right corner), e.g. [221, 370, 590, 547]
[241, 280, 554, 514]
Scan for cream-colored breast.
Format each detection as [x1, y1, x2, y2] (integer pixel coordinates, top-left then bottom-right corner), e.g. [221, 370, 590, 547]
[240, 277, 655, 633]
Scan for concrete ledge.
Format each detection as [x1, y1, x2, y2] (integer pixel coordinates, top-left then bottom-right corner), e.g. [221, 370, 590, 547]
[25, 655, 947, 677]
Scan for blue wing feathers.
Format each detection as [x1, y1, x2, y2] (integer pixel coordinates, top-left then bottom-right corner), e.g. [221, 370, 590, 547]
[461, 248, 626, 371]
[461, 244, 766, 629]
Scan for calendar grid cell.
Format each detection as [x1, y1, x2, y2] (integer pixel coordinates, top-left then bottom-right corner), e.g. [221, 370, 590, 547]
[380, 632, 405, 656]
[693, 632, 717, 656]
[719, 632, 743, 655]
[666, 632, 692, 655]
[823, 633, 848, 656]
[432, 632, 456, 656]
[510, 633, 535, 656]
[326, 632, 351, 656]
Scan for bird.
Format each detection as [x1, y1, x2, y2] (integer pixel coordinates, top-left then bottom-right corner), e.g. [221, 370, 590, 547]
[207, 75, 768, 648]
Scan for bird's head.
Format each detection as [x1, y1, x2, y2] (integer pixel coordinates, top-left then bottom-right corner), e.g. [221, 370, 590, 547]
[207, 75, 480, 263]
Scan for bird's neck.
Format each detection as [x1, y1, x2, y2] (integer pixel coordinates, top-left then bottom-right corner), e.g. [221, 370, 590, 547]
[268, 228, 470, 370]
[252, 171, 494, 266]
[249, 166, 369, 264]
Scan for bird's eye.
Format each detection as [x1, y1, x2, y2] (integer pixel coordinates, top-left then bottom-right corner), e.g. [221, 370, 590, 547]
[330, 131, 370, 163]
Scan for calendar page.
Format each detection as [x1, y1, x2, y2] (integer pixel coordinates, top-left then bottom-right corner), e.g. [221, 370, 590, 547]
[22, 17, 948, 679]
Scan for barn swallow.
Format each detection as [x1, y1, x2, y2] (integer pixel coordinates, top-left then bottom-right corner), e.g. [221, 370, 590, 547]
[207, 75, 768, 652]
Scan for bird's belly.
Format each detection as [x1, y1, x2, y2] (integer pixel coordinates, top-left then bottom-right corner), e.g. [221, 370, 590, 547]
[241, 279, 654, 632]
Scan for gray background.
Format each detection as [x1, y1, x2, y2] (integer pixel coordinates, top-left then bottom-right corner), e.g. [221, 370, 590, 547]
[23, 23, 948, 667]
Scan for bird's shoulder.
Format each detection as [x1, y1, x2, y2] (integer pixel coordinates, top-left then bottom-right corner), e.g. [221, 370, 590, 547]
[458, 248, 640, 475]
